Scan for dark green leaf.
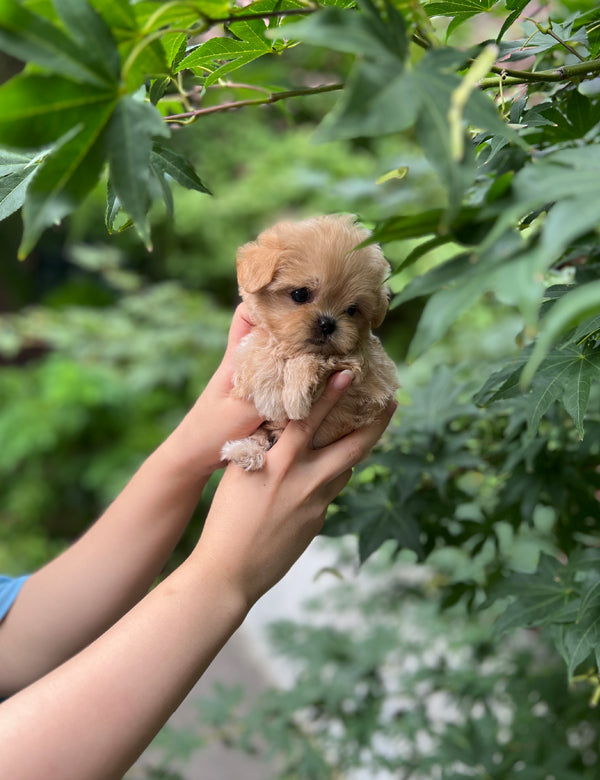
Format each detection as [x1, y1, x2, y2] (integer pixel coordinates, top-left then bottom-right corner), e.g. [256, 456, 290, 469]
[0, 72, 117, 149]
[150, 144, 212, 195]
[492, 554, 580, 635]
[19, 98, 116, 257]
[105, 96, 170, 247]
[0, 0, 117, 86]
[522, 281, 600, 388]
[52, 0, 120, 82]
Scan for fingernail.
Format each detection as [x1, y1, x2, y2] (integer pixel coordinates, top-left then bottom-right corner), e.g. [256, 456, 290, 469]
[332, 370, 353, 391]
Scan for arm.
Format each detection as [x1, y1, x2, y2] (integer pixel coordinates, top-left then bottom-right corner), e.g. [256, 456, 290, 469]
[0, 376, 396, 780]
[0, 305, 262, 696]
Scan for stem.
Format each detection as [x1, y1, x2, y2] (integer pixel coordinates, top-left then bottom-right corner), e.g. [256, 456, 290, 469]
[165, 82, 344, 122]
[524, 16, 586, 63]
[208, 5, 318, 24]
[479, 57, 600, 89]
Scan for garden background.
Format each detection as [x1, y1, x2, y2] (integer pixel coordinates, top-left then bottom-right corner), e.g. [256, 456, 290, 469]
[1, 0, 600, 777]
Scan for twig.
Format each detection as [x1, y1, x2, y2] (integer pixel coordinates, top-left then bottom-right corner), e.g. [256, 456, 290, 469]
[165, 82, 344, 122]
[480, 58, 600, 89]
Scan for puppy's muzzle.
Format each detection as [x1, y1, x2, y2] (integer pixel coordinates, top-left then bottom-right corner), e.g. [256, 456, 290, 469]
[316, 315, 336, 339]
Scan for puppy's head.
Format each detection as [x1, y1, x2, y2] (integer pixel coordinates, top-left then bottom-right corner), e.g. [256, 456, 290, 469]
[236, 214, 391, 357]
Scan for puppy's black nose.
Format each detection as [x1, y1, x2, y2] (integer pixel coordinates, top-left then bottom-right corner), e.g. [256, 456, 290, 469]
[318, 315, 336, 337]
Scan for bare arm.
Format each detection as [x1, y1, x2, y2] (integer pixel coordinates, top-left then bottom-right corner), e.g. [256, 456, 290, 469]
[0, 376, 396, 780]
[0, 305, 262, 696]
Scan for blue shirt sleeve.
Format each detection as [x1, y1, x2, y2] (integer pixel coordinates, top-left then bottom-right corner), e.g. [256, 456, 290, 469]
[0, 575, 29, 622]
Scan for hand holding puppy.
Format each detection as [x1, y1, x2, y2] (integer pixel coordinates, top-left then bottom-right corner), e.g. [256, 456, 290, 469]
[195, 371, 397, 606]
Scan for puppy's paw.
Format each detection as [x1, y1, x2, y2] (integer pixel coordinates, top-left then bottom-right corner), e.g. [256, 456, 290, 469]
[221, 438, 266, 471]
[282, 389, 313, 421]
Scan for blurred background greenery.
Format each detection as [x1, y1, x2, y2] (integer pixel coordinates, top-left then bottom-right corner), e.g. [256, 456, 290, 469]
[0, 43, 443, 574]
[4, 3, 600, 776]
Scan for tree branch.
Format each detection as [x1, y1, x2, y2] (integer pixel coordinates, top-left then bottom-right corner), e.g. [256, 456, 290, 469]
[480, 58, 600, 89]
[206, 5, 318, 25]
[165, 82, 344, 122]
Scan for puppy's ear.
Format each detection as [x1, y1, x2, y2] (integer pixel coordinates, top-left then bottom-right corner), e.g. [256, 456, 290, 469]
[368, 246, 392, 328]
[372, 284, 392, 328]
[236, 239, 280, 293]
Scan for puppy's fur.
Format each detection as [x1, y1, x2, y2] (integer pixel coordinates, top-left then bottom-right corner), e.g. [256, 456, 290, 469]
[221, 214, 398, 471]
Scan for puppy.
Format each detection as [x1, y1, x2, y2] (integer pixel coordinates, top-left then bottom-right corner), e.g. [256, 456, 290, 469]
[221, 214, 398, 471]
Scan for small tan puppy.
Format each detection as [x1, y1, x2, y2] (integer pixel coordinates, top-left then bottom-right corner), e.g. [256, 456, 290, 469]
[221, 214, 398, 471]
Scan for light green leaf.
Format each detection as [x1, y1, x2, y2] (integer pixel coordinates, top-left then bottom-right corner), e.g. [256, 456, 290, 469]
[426, 0, 495, 16]
[105, 96, 170, 247]
[176, 25, 273, 85]
[407, 270, 486, 359]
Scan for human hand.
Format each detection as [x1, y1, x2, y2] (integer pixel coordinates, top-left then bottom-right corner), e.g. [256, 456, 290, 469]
[192, 372, 396, 608]
[168, 304, 264, 478]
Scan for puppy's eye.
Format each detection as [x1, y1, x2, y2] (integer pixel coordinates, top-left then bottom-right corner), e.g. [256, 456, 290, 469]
[346, 304, 358, 317]
[291, 288, 312, 304]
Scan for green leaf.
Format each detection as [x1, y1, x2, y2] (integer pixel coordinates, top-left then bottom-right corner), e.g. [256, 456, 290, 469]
[52, 0, 120, 82]
[426, 0, 495, 37]
[176, 24, 273, 86]
[0, 168, 37, 220]
[496, 0, 529, 43]
[425, 0, 495, 17]
[150, 144, 212, 195]
[105, 96, 170, 247]
[19, 98, 116, 258]
[0, 72, 117, 149]
[0, 0, 118, 86]
[493, 553, 580, 635]
[0, 147, 42, 176]
[563, 580, 600, 678]
[0, 145, 50, 220]
[521, 281, 600, 388]
[407, 269, 486, 359]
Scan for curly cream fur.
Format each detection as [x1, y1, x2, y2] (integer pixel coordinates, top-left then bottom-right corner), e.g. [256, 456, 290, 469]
[221, 214, 398, 471]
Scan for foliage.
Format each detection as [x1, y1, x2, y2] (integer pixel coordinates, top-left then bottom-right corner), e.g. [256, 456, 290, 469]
[147, 547, 600, 778]
[2, 0, 600, 774]
[0, 256, 229, 572]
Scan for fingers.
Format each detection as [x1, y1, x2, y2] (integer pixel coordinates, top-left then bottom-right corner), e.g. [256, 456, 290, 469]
[225, 303, 254, 358]
[317, 398, 397, 480]
[279, 371, 354, 451]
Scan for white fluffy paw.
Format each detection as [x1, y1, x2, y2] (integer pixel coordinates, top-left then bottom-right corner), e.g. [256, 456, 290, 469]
[221, 438, 266, 471]
[283, 390, 312, 421]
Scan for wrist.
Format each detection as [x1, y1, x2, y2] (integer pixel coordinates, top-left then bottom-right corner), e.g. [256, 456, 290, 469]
[185, 544, 252, 622]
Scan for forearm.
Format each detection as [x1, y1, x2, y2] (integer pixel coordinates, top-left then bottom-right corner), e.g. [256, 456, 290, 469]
[0, 432, 210, 695]
[0, 555, 247, 780]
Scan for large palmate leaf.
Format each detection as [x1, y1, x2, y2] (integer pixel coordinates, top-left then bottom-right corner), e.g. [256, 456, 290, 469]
[521, 284, 600, 391]
[477, 339, 600, 438]
[491, 553, 581, 635]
